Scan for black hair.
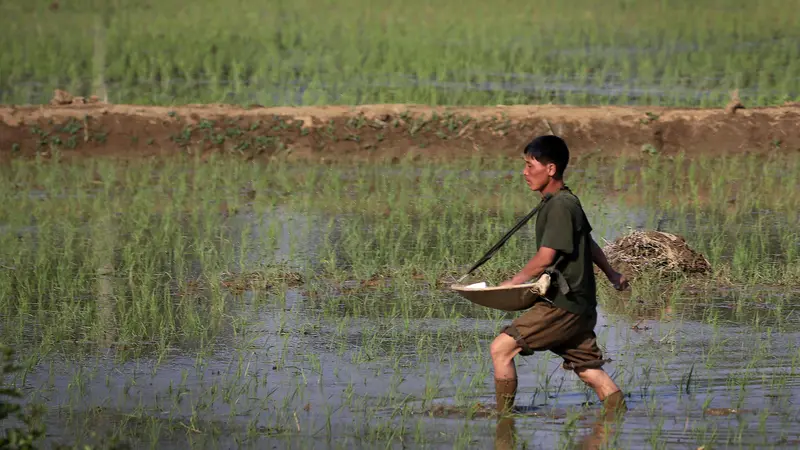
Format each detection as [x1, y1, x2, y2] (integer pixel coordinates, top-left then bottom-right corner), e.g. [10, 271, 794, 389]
[523, 135, 569, 179]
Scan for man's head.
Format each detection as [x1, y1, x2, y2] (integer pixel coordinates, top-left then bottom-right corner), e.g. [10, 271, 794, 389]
[522, 135, 570, 192]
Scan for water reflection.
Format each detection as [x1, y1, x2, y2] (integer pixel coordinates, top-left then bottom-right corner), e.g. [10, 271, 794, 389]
[494, 416, 516, 450]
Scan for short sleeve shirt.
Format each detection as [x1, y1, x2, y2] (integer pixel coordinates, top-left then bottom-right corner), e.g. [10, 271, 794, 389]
[535, 189, 597, 316]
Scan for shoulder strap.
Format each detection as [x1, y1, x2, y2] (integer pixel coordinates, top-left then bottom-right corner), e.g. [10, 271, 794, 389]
[460, 193, 555, 280]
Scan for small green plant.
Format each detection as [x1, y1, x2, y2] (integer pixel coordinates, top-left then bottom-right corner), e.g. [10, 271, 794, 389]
[1, 346, 45, 449]
[640, 112, 661, 124]
[641, 143, 658, 155]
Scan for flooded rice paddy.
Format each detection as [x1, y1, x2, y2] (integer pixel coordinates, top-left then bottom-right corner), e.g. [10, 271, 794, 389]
[1, 153, 799, 449]
[4, 0, 800, 108]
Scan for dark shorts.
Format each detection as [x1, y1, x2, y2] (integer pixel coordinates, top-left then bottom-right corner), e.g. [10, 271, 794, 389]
[501, 301, 609, 371]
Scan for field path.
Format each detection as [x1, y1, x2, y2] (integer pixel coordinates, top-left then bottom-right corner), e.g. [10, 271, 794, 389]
[2, 103, 799, 161]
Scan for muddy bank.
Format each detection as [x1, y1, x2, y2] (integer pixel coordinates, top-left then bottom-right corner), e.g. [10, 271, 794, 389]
[1, 103, 799, 162]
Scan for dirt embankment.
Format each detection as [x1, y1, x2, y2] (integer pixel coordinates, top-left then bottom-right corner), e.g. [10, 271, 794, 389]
[1, 102, 799, 162]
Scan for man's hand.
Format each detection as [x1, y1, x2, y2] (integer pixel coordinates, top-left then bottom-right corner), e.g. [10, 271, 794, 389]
[607, 271, 629, 291]
[498, 279, 516, 287]
[590, 237, 629, 291]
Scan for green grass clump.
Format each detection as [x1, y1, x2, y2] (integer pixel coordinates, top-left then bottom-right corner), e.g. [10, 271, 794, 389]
[1, 0, 799, 106]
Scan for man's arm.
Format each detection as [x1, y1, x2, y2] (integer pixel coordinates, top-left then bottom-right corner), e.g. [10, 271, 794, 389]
[499, 246, 557, 286]
[590, 237, 615, 277]
[590, 236, 629, 290]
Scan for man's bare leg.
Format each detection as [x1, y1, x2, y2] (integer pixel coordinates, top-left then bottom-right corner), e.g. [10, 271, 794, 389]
[576, 368, 627, 416]
[575, 368, 619, 399]
[490, 333, 523, 414]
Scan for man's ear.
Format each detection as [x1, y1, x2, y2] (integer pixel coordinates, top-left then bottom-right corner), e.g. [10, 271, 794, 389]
[546, 163, 557, 177]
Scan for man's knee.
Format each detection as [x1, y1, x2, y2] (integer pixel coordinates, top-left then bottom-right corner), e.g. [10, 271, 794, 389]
[490, 333, 519, 362]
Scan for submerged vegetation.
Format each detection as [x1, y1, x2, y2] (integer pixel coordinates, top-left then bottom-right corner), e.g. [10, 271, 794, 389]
[2, 0, 800, 106]
[0, 152, 799, 448]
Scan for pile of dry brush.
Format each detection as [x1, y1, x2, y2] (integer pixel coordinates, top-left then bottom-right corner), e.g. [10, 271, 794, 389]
[603, 230, 711, 279]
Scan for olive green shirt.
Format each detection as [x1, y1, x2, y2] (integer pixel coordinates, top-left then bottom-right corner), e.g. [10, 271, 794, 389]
[534, 188, 597, 316]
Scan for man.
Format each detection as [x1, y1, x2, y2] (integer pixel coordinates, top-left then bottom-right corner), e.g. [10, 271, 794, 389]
[491, 135, 629, 417]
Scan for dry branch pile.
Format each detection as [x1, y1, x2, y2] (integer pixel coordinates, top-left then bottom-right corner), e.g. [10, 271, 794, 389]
[603, 230, 711, 279]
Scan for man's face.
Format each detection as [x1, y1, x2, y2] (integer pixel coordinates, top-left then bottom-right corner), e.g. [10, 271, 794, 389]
[523, 155, 554, 192]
